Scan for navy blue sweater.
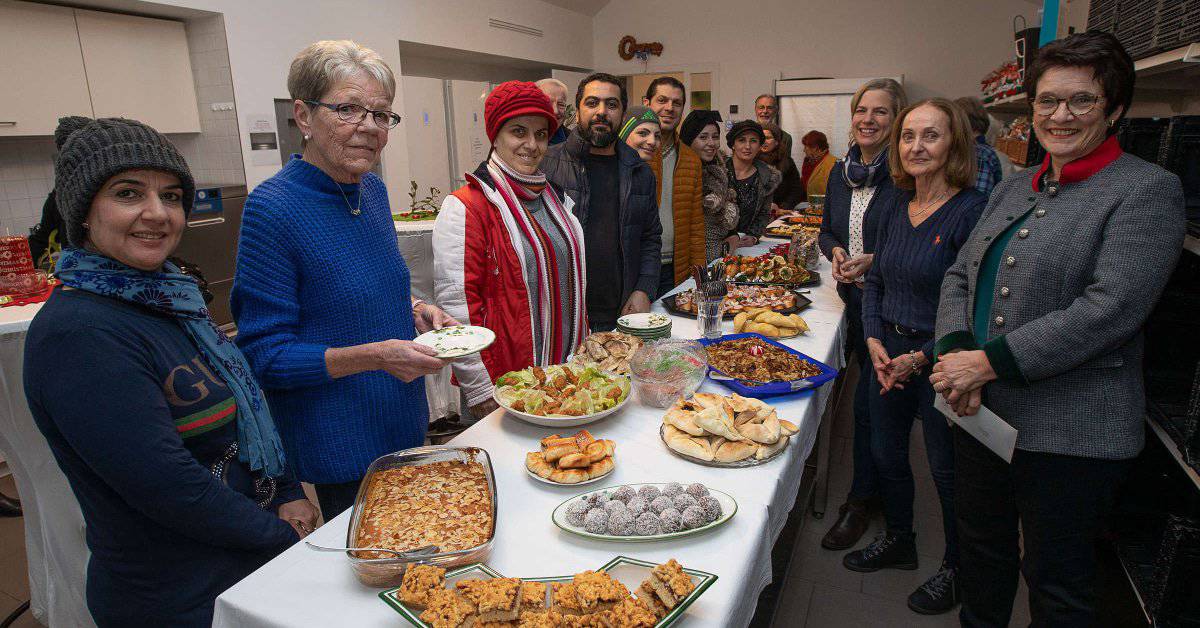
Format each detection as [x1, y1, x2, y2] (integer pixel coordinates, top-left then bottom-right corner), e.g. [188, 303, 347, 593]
[24, 288, 302, 627]
[863, 188, 986, 358]
[232, 156, 428, 483]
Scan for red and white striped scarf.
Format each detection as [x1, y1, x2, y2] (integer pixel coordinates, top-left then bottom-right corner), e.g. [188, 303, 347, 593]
[484, 153, 588, 363]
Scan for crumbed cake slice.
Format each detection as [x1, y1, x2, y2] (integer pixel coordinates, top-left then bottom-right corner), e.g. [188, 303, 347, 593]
[551, 582, 585, 616]
[419, 588, 478, 628]
[397, 564, 446, 609]
[645, 559, 695, 609]
[600, 598, 659, 628]
[519, 581, 547, 610]
[559, 613, 609, 628]
[515, 609, 563, 627]
[633, 584, 668, 619]
[572, 570, 630, 614]
[455, 578, 520, 622]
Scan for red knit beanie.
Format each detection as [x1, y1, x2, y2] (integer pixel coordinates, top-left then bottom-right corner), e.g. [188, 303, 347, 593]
[484, 81, 559, 144]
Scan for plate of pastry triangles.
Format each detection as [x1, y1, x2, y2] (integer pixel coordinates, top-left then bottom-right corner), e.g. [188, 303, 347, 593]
[659, 392, 799, 467]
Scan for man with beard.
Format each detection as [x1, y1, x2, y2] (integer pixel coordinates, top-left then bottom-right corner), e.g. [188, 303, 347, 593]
[542, 73, 662, 332]
[755, 93, 793, 157]
[643, 76, 706, 294]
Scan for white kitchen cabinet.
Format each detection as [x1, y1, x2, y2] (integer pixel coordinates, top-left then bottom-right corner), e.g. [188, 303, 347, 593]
[0, 0, 94, 136]
[75, 8, 201, 134]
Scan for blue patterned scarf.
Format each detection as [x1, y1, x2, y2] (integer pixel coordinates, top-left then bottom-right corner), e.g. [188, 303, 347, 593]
[842, 144, 890, 189]
[55, 248, 287, 477]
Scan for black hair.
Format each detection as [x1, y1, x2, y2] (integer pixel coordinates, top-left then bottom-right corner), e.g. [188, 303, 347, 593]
[1025, 30, 1134, 131]
[575, 72, 628, 111]
[644, 76, 686, 105]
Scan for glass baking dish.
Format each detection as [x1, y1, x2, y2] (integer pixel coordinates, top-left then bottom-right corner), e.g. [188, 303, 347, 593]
[344, 445, 497, 587]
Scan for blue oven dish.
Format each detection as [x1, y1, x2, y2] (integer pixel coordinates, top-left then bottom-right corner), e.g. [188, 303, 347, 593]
[697, 333, 839, 398]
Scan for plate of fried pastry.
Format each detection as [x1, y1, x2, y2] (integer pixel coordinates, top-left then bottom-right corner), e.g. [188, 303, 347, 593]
[525, 429, 616, 485]
[380, 556, 716, 627]
[660, 393, 799, 467]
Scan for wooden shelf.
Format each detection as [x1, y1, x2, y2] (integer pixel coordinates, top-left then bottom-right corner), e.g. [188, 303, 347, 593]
[1145, 413, 1200, 492]
[1135, 43, 1200, 77]
[984, 92, 1028, 114]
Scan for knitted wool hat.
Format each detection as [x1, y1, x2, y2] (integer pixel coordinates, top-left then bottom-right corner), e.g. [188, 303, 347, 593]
[618, 106, 660, 141]
[54, 118, 195, 248]
[484, 81, 559, 144]
[54, 116, 93, 151]
[679, 109, 722, 146]
[726, 119, 765, 149]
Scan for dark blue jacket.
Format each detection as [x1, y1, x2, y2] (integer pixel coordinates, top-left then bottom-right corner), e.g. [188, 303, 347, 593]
[818, 157, 897, 302]
[541, 129, 662, 301]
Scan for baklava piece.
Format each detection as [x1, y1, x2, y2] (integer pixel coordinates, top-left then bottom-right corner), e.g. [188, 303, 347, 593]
[397, 564, 446, 609]
[573, 570, 630, 614]
[419, 588, 478, 628]
[644, 560, 695, 609]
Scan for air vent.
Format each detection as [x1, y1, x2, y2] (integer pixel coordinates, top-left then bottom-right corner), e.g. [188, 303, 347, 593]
[488, 18, 543, 38]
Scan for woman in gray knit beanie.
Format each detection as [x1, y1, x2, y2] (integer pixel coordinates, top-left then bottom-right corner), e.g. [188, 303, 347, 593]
[26, 117, 318, 626]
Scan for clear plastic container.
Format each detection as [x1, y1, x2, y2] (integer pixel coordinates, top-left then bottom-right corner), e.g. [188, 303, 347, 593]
[628, 340, 709, 408]
[344, 445, 497, 587]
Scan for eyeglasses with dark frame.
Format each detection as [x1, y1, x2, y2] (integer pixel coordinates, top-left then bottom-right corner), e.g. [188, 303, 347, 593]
[1031, 92, 1104, 117]
[304, 100, 402, 129]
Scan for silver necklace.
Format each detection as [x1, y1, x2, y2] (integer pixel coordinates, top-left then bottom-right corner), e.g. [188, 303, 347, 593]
[909, 189, 949, 218]
[337, 182, 364, 216]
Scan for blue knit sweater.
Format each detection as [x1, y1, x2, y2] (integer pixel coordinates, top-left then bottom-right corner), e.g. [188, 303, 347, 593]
[232, 156, 427, 484]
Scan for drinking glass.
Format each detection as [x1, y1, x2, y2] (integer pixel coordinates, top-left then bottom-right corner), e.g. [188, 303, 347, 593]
[696, 293, 726, 339]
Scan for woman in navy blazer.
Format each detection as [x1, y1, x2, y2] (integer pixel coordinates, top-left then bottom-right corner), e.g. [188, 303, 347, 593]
[816, 78, 908, 553]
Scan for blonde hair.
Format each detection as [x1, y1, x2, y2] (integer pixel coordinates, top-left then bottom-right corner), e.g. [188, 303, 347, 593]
[848, 78, 908, 145]
[888, 98, 977, 191]
[287, 40, 396, 103]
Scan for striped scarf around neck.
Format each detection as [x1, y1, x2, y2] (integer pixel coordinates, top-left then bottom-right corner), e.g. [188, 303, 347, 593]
[490, 151, 547, 198]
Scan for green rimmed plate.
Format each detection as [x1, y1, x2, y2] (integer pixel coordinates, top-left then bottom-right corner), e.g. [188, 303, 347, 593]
[551, 483, 737, 542]
[378, 556, 718, 627]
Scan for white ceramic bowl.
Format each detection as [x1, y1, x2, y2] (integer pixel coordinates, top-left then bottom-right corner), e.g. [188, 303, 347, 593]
[494, 387, 631, 428]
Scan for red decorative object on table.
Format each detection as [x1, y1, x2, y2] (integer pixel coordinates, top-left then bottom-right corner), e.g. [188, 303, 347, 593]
[0, 235, 56, 306]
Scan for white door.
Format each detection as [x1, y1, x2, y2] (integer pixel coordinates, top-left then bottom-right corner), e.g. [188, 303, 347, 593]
[401, 76, 452, 201]
[779, 94, 854, 162]
[448, 80, 490, 189]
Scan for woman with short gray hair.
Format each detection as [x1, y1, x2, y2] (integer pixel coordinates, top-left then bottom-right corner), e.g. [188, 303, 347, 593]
[232, 40, 458, 520]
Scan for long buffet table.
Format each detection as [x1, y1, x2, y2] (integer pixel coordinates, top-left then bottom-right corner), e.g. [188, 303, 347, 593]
[213, 248, 848, 628]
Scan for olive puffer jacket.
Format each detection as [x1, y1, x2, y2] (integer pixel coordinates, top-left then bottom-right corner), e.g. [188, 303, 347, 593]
[649, 137, 707, 285]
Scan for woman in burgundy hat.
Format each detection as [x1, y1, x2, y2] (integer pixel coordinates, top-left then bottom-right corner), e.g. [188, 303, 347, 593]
[433, 81, 588, 421]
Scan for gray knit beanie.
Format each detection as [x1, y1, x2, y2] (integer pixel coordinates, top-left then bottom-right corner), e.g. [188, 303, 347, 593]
[53, 117, 195, 248]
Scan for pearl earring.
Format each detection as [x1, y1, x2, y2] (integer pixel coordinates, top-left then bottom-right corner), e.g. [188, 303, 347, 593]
[303, 134, 311, 140]
[82, 222, 90, 229]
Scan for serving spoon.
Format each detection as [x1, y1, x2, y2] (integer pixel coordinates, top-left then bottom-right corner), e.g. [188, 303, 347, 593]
[304, 542, 440, 558]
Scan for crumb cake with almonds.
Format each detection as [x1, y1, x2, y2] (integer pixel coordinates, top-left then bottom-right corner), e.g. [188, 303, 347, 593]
[355, 460, 492, 558]
[572, 571, 630, 614]
[397, 564, 446, 608]
[456, 577, 521, 622]
[419, 588, 477, 628]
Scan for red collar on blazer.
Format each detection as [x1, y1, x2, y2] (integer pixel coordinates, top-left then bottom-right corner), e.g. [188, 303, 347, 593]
[1032, 134, 1122, 192]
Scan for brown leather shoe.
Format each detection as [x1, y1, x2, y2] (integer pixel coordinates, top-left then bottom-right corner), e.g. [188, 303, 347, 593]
[821, 499, 873, 550]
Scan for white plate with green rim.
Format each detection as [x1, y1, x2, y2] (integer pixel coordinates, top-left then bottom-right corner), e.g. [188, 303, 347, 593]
[551, 483, 737, 542]
[413, 325, 495, 359]
[378, 556, 718, 628]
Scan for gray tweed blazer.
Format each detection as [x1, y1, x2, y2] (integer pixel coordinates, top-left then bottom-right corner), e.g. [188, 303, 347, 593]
[935, 153, 1185, 460]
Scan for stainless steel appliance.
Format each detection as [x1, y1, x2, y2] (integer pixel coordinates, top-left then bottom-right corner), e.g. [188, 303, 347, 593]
[173, 183, 246, 328]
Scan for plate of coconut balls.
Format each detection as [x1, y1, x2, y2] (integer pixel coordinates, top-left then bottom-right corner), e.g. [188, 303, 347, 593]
[552, 482, 737, 542]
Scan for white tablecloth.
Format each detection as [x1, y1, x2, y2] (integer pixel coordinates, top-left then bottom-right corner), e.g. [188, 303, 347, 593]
[214, 253, 847, 628]
[0, 301, 95, 628]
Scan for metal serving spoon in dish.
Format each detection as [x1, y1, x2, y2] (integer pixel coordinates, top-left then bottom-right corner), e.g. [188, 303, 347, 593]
[304, 542, 440, 558]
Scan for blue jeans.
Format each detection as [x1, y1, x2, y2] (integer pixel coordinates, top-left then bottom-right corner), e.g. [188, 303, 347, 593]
[868, 326, 957, 565]
[843, 285, 879, 502]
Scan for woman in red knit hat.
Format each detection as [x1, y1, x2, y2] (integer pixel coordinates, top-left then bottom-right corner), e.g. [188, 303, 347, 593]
[433, 81, 588, 421]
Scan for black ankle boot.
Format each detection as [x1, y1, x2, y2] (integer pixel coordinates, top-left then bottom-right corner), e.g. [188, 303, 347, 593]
[842, 531, 918, 572]
[908, 561, 961, 615]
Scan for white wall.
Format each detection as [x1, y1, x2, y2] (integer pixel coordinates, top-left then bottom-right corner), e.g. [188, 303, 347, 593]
[593, 0, 1041, 121]
[151, 0, 594, 207]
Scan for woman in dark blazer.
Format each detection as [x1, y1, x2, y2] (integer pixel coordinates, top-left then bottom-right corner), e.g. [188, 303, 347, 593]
[816, 78, 907, 552]
[931, 32, 1186, 626]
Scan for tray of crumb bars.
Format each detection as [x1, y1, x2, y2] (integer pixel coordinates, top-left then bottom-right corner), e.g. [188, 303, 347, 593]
[380, 556, 716, 627]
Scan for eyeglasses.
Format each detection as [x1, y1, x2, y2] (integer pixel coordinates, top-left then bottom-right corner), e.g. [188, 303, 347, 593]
[304, 101, 402, 128]
[1031, 93, 1104, 117]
